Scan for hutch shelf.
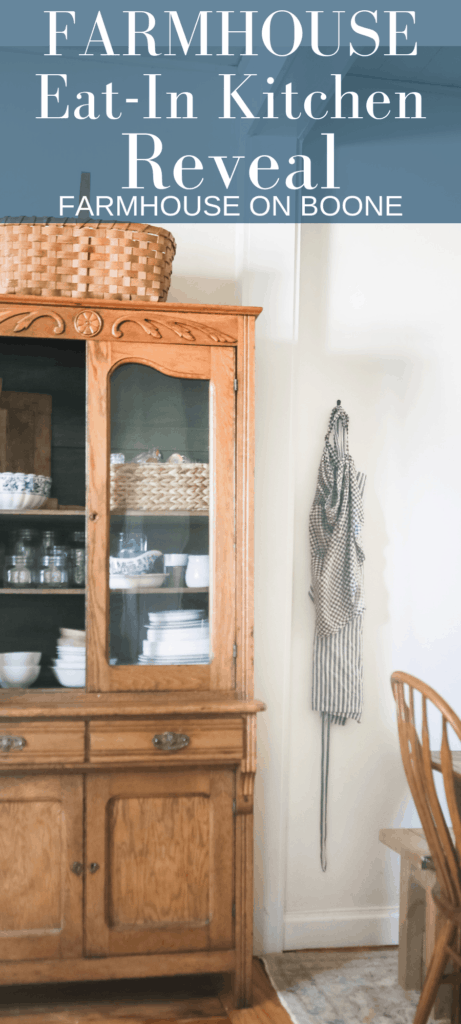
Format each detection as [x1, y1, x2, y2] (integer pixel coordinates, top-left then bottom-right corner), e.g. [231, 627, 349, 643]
[0, 295, 264, 1009]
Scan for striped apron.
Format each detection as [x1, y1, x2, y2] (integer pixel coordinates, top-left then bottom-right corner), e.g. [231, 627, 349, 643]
[309, 404, 366, 871]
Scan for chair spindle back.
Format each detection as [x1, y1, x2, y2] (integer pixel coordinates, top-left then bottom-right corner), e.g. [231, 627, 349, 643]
[391, 671, 461, 907]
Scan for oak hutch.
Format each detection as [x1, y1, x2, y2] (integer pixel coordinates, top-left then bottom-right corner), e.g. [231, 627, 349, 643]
[0, 294, 263, 1008]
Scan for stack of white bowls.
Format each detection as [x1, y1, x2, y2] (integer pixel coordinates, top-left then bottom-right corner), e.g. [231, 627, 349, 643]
[139, 610, 209, 665]
[0, 652, 41, 688]
[52, 627, 86, 688]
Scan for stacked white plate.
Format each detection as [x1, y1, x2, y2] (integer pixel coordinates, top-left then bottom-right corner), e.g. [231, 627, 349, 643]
[139, 609, 209, 665]
[52, 627, 86, 687]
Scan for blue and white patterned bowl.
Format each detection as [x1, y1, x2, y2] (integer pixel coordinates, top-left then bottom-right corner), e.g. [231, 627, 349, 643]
[109, 549, 162, 576]
[0, 473, 52, 509]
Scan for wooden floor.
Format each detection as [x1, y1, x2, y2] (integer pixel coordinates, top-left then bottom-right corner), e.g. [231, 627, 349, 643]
[0, 960, 291, 1024]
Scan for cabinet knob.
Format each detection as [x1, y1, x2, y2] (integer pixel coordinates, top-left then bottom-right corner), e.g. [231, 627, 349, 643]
[71, 862, 83, 876]
[153, 732, 190, 752]
[89, 862, 100, 874]
[88, 512, 99, 522]
[0, 735, 26, 753]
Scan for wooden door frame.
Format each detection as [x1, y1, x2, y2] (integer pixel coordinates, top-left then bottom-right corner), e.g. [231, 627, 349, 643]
[86, 340, 236, 692]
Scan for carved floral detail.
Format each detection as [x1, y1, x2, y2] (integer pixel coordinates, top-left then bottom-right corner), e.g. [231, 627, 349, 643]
[176, 319, 236, 344]
[111, 316, 236, 344]
[112, 317, 162, 340]
[74, 310, 103, 337]
[0, 309, 65, 335]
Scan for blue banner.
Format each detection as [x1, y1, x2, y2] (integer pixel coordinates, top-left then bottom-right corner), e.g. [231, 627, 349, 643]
[1, 4, 460, 221]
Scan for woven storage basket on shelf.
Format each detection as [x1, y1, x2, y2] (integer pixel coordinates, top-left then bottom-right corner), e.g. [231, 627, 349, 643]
[110, 463, 209, 513]
[0, 221, 176, 302]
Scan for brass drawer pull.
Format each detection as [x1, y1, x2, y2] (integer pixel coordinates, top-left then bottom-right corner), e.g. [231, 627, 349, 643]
[0, 735, 27, 753]
[153, 731, 190, 752]
[89, 862, 100, 874]
[71, 862, 83, 876]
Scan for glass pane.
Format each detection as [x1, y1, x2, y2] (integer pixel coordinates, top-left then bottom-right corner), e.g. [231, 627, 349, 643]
[109, 363, 210, 667]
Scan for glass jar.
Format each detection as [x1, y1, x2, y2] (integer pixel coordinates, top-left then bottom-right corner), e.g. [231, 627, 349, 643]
[4, 555, 37, 587]
[12, 529, 39, 562]
[38, 553, 69, 588]
[116, 532, 147, 557]
[38, 531, 56, 558]
[70, 530, 86, 587]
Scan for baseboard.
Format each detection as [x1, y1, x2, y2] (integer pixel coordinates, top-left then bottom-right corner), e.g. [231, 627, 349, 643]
[283, 906, 399, 950]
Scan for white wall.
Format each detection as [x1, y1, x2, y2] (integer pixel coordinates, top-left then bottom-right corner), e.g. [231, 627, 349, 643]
[163, 220, 461, 953]
[285, 223, 461, 949]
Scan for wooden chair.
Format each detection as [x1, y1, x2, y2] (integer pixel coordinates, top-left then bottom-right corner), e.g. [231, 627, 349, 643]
[391, 671, 461, 1024]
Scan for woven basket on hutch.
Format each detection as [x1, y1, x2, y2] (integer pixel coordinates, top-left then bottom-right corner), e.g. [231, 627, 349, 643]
[0, 221, 176, 302]
[110, 463, 209, 513]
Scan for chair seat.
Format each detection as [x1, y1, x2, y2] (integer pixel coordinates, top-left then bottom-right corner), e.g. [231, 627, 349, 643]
[379, 827, 437, 879]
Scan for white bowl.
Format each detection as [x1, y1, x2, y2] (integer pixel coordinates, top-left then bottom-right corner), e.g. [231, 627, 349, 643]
[0, 492, 49, 510]
[0, 665, 41, 687]
[110, 573, 166, 590]
[53, 663, 87, 671]
[0, 473, 51, 510]
[52, 666, 86, 688]
[0, 652, 41, 665]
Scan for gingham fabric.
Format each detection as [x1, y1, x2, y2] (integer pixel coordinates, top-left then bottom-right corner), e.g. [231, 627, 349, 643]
[309, 404, 366, 870]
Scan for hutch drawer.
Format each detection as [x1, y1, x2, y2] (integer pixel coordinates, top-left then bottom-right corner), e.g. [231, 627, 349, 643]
[89, 717, 244, 763]
[0, 721, 85, 764]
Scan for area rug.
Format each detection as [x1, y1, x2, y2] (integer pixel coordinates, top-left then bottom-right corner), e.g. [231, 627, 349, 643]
[261, 948, 427, 1024]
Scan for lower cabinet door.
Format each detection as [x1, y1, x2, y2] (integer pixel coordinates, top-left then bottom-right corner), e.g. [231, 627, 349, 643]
[85, 769, 235, 957]
[0, 774, 83, 961]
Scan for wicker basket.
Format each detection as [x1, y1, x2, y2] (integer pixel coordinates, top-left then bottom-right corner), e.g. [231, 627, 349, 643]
[0, 221, 176, 302]
[110, 463, 209, 513]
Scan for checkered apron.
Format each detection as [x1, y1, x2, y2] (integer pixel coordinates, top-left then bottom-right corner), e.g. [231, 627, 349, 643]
[309, 405, 366, 870]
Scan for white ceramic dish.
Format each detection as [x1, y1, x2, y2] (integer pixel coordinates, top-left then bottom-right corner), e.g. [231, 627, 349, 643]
[0, 665, 41, 687]
[0, 652, 41, 665]
[56, 650, 85, 660]
[142, 638, 209, 657]
[109, 549, 162, 576]
[146, 626, 209, 642]
[60, 628, 85, 639]
[53, 660, 86, 670]
[0, 493, 48, 510]
[139, 655, 209, 665]
[110, 573, 166, 590]
[52, 666, 86, 688]
[155, 639, 209, 653]
[56, 642, 86, 651]
[0, 473, 51, 510]
[147, 609, 206, 622]
[55, 654, 86, 663]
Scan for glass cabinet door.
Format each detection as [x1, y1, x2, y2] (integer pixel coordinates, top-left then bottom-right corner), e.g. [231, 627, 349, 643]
[87, 340, 236, 692]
